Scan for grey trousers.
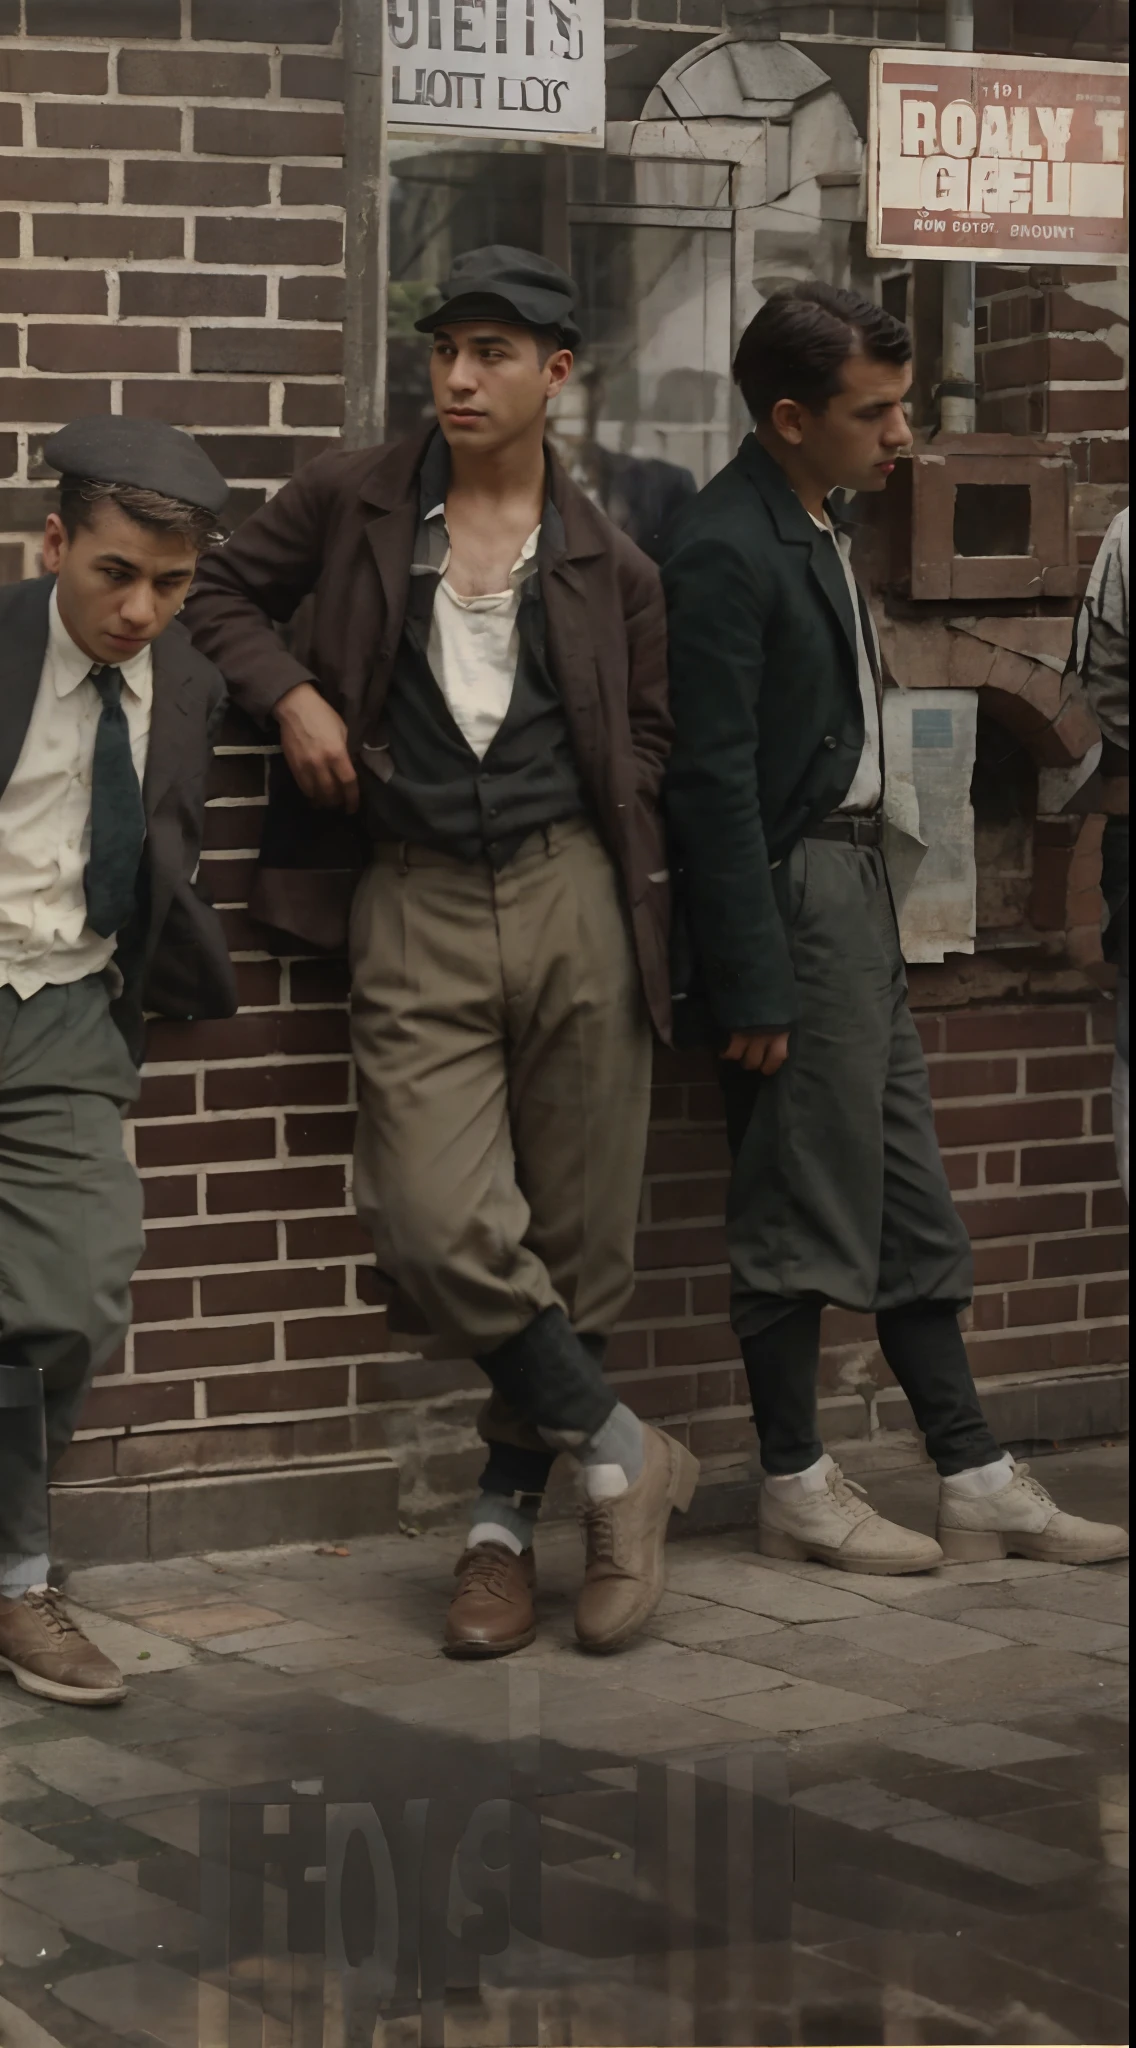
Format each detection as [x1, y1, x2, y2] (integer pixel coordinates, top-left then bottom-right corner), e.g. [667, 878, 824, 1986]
[721, 839, 974, 1335]
[0, 977, 142, 1594]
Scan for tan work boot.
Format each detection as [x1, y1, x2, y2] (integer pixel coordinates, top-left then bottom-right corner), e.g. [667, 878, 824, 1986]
[938, 1460, 1130, 1565]
[575, 1424, 700, 1653]
[0, 1587, 126, 1705]
[444, 1543, 537, 1658]
[757, 1458, 943, 1575]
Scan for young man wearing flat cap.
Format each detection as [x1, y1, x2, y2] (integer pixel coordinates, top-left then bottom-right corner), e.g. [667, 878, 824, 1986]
[0, 417, 237, 1707]
[187, 246, 697, 1659]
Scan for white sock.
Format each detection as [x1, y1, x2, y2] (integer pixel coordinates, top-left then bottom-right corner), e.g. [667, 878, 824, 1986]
[765, 1453, 833, 1498]
[580, 1462, 628, 1504]
[941, 1453, 1015, 1498]
[467, 1521, 525, 1556]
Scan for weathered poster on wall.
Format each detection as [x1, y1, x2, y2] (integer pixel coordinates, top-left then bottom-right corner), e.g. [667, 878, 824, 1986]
[868, 49, 1128, 263]
[387, 0, 606, 146]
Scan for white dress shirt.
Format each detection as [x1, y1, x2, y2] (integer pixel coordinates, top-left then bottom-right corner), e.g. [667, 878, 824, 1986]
[810, 510, 883, 815]
[426, 526, 541, 760]
[0, 587, 152, 998]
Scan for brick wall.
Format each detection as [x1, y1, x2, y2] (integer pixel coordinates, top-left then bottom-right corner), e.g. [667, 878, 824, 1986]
[0, 0, 1127, 1529]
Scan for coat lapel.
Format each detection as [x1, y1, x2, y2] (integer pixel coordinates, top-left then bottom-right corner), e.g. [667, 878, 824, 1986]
[0, 577, 53, 802]
[737, 435, 861, 686]
[144, 628, 195, 952]
[540, 458, 611, 782]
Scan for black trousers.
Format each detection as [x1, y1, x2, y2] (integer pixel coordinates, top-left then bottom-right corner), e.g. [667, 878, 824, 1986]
[722, 839, 1000, 1479]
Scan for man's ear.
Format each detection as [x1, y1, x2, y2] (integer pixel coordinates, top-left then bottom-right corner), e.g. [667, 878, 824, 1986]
[769, 397, 806, 447]
[41, 510, 67, 573]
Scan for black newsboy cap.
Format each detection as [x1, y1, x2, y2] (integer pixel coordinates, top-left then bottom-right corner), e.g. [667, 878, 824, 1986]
[43, 416, 229, 516]
[415, 245, 581, 351]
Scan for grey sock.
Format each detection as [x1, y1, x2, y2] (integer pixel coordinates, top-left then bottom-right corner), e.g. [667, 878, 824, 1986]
[468, 1491, 539, 1552]
[579, 1401, 645, 1484]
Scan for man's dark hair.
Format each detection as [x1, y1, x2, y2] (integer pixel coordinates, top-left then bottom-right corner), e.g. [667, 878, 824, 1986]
[57, 475, 226, 551]
[732, 282, 911, 423]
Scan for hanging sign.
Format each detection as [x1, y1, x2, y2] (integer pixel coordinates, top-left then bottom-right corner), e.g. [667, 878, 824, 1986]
[868, 49, 1128, 263]
[386, 0, 606, 147]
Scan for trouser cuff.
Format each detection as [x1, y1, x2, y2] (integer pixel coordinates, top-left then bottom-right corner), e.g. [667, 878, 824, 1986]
[476, 1307, 615, 1439]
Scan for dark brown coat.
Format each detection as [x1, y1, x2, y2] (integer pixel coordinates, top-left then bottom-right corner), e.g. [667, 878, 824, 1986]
[184, 429, 674, 1038]
[0, 575, 237, 1062]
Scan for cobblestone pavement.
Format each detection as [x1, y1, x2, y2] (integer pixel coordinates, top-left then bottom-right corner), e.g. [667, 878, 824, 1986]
[0, 1446, 1127, 2047]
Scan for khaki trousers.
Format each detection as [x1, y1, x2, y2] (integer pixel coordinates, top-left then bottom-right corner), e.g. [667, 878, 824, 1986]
[349, 819, 653, 1444]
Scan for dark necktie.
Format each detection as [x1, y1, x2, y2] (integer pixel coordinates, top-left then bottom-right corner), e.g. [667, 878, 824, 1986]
[84, 665, 146, 939]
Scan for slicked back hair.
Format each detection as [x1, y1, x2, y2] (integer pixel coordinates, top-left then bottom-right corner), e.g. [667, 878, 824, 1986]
[58, 476, 226, 551]
[733, 282, 911, 423]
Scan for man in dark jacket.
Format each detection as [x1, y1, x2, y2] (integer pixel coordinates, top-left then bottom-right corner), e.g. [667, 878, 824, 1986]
[663, 282, 1127, 1574]
[186, 248, 698, 1660]
[0, 418, 237, 1707]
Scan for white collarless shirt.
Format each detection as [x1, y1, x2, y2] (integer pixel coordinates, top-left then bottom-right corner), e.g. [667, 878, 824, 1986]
[425, 522, 541, 760]
[809, 510, 883, 816]
[0, 587, 153, 998]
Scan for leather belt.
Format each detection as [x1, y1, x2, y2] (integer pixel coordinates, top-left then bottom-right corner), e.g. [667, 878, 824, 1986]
[807, 813, 884, 848]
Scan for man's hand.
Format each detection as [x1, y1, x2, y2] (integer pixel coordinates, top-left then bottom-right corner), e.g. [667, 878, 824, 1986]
[275, 681, 359, 813]
[722, 1030, 790, 1075]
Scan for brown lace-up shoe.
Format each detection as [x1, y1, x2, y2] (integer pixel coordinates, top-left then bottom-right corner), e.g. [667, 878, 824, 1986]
[444, 1543, 537, 1658]
[0, 1588, 126, 1705]
[575, 1424, 700, 1654]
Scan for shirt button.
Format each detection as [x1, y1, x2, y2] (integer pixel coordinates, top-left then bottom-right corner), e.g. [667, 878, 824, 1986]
[823, 734, 838, 749]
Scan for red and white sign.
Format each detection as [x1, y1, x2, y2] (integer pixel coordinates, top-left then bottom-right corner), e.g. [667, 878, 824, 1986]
[868, 49, 1128, 263]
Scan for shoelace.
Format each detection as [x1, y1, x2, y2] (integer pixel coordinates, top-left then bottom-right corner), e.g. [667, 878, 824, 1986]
[25, 1587, 82, 1644]
[1009, 1462, 1056, 1511]
[457, 1547, 518, 1598]
[580, 1498, 617, 1566]
[827, 1466, 876, 1524]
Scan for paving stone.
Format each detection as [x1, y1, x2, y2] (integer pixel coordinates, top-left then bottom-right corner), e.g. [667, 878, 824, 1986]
[881, 1719, 1077, 1768]
[198, 1618, 336, 1654]
[67, 1607, 197, 1675]
[701, 1682, 904, 1736]
[118, 1801, 201, 1856]
[1012, 1573, 1132, 1626]
[646, 1607, 785, 1648]
[615, 1649, 791, 1705]
[0, 1694, 43, 1731]
[791, 1778, 944, 1831]
[889, 1812, 1092, 1885]
[957, 1605, 1129, 1657]
[811, 1610, 1013, 1666]
[55, 1958, 264, 2044]
[24, 1736, 211, 1806]
[132, 1600, 288, 1642]
[0, 1891, 70, 1968]
[1, 1861, 201, 1958]
[0, 1758, 47, 1808]
[664, 1559, 877, 1623]
[0, 1817, 72, 1875]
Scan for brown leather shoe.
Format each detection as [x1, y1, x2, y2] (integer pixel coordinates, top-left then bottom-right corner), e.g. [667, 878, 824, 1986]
[575, 1424, 700, 1654]
[0, 1588, 126, 1705]
[444, 1542, 537, 1658]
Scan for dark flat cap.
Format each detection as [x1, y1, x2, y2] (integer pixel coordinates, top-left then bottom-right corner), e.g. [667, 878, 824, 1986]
[43, 416, 229, 515]
[415, 245, 581, 351]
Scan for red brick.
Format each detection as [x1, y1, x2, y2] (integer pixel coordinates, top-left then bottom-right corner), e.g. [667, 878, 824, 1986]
[1090, 1093, 1116, 1136]
[645, 1128, 731, 1175]
[290, 959, 351, 1004]
[118, 48, 271, 95]
[972, 1240, 1029, 1286]
[955, 1191, 1086, 1240]
[1025, 1050, 1114, 1093]
[233, 962, 281, 1008]
[354, 1265, 388, 1307]
[135, 1322, 274, 1374]
[121, 272, 267, 319]
[139, 1220, 278, 1270]
[142, 1175, 199, 1220]
[54, 1440, 116, 1481]
[279, 165, 344, 205]
[1034, 1230, 1127, 1278]
[136, 1118, 278, 1170]
[194, 106, 343, 157]
[0, 273, 107, 315]
[206, 1164, 345, 1215]
[984, 1150, 1016, 1184]
[280, 53, 344, 97]
[195, 216, 342, 266]
[1045, 289, 1117, 334]
[1019, 1140, 1119, 1187]
[204, 1061, 350, 1111]
[651, 1176, 729, 1224]
[636, 1225, 728, 1271]
[203, 805, 268, 851]
[131, 1277, 196, 1323]
[1089, 440, 1129, 484]
[690, 1273, 730, 1315]
[283, 382, 344, 426]
[81, 1379, 196, 1429]
[28, 0, 179, 28]
[971, 1292, 1005, 1332]
[942, 1008, 1087, 1053]
[284, 1110, 356, 1156]
[288, 1215, 372, 1259]
[28, 327, 179, 373]
[1049, 336, 1125, 382]
[201, 1267, 346, 1316]
[146, 1009, 349, 1062]
[968, 1327, 1091, 1377]
[278, 275, 345, 323]
[192, 0, 339, 37]
[0, 217, 16, 260]
[124, 159, 271, 208]
[0, 48, 107, 90]
[655, 1322, 739, 1369]
[285, 1310, 387, 1360]
[981, 337, 1046, 390]
[1089, 1322, 1129, 1364]
[606, 1329, 649, 1373]
[928, 1057, 1019, 1101]
[1092, 1186, 1129, 1228]
[207, 755, 267, 802]
[944, 1152, 979, 1191]
[1085, 1277, 1128, 1319]
[615, 1372, 697, 1420]
[124, 380, 270, 426]
[192, 328, 342, 377]
[690, 1414, 753, 1458]
[1005, 1282, 1081, 1328]
[820, 1306, 877, 1346]
[357, 1356, 478, 1403]
[36, 103, 181, 151]
[1090, 1005, 1117, 1047]
[207, 1365, 349, 1418]
[129, 1074, 197, 1120]
[621, 1277, 687, 1322]
[34, 214, 183, 259]
[1048, 391, 1129, 433]
[0, 158, 109, 204]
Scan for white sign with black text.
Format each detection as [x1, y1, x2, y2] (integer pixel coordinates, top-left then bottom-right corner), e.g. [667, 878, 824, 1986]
[387, 0, 606, 146]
